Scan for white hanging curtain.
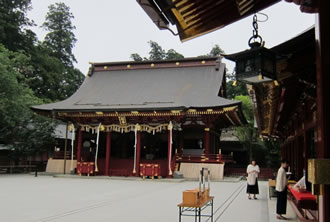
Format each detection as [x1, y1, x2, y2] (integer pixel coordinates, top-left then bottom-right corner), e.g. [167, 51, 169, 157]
[168, 121, 173, 176]
[70, 124, 75, 172]
[133, 124, 138, 174]
[95, 123, 101, 172]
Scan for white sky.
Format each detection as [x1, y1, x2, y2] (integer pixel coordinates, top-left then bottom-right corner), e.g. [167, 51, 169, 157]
[28, 0, 315, 75]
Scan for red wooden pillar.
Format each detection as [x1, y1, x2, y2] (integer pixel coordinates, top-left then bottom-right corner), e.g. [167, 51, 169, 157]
[204, 127, 210, 155]
[315, 2, 330, 221]
[135, 130, 141, 176]
[167, 128, 173, 177]
[76, 128, 82, 163]
[105, 131, 111, 176]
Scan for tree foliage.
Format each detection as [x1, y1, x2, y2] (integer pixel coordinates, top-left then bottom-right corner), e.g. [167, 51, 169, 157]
[0, 2, 84, 163]
[131, 40, 184, 61]
[42, 2, 77, 67]
[0, 0, 36, 52]
[0, 45, 56, 162]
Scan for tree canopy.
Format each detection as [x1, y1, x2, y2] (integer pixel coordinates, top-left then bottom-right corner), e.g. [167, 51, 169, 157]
[0, 1, 84, 163]
[131, 40, 184, 61]
[0, 45, 55, 162]
[42, 2, 77, 67]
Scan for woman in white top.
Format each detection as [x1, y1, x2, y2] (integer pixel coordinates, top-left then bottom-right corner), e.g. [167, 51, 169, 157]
[246, 160, 260, 199]
[275, 159, 289, 220]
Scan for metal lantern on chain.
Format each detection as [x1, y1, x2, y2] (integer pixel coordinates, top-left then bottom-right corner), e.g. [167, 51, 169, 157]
[225, 14, 276, 84]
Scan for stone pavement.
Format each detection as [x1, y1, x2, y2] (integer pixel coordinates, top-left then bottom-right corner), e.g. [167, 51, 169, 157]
[0, 175, 298, 222]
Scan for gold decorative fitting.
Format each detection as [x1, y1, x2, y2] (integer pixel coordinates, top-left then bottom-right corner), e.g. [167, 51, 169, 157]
[204, 128, 210, 131]
[118, 116, 127, 125]
[95, 112, 103, 115]
[104, 66, 108, 70]
[100, 125, 105, 131]
[176, 62, 180, 66]
[127, 64, 131, 68]
[187, 109, 197, 113]
[274, 80, 279, 86]
[258, 74, 263, 80]
[232, 80, 237, 86]
[206, 109, 213, 112]
[131, 111, 139, 114]
[150, 63, 155, 67]
[201, 60, 206, 64]
[137, 125, 141, 131]
[171, 110, 181, 114]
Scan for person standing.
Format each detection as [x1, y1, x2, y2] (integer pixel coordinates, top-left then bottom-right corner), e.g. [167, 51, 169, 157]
[276, 160, 289, 220]
[246, 160, 260, 199]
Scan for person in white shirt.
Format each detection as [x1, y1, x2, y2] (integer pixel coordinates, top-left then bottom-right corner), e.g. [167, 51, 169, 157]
[246, 160, 260, 199]
[275, 159, 289, 220]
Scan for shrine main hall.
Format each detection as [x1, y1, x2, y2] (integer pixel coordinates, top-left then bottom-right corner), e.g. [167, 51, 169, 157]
[32, 57, 245, 178]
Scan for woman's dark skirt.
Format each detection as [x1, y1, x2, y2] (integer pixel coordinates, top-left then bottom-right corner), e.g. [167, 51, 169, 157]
[276, 189, 287, 215]
[246, 178, 259, 194]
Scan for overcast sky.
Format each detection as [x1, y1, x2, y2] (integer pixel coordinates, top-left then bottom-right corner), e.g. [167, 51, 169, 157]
[28, 0, 315, 74]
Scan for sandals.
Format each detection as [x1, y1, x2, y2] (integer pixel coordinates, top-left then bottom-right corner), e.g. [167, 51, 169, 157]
[276, 215, 287, 220]
[248, 196, 252, 200]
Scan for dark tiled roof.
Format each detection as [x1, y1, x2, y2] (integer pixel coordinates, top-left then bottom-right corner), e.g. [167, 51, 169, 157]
[32, 58, 240, 113]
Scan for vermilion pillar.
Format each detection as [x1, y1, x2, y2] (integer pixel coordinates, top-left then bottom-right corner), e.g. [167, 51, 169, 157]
[315, 2, 330, 221]
[105, 131, 111, 176]
[204, 128, 210, 155]
[135, 130, 141, 176]
[76, 128, 82, 163]
[167, 129, 172, 177]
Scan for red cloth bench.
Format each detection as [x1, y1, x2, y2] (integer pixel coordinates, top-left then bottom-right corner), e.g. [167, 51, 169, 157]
[288, 186, 316, 201]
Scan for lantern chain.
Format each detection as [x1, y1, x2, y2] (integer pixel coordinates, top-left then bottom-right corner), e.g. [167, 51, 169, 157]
[248, 14, 263, 48]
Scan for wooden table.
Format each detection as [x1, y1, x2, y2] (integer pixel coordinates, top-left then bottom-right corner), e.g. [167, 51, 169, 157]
[268, 179, 276, 199]
[178, 196, 214, 222]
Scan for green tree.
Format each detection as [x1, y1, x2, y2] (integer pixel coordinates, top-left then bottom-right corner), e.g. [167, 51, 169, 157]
[42, 2, 77, 67]
[148, 40, 166, 60]
[41, 2, 84, 99]
[130, 53, 143, 62]
[0, 0, 36, 52]
[165, 48, 184, 60]
[209, 44, 224, 56]
[234, 95, 256, 163]
[0, 44, 55, 163]
[130, 40, 184, 61]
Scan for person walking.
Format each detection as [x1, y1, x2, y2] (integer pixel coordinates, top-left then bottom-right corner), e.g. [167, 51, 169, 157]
[246, 160, 260, 199]
[276, 159, 289, 220]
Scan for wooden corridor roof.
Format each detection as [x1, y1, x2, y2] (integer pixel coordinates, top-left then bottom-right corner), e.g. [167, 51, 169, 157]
[137, 0, 280, 41]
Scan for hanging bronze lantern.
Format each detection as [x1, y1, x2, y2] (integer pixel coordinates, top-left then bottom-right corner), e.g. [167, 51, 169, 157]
[225, 15, 276, 84]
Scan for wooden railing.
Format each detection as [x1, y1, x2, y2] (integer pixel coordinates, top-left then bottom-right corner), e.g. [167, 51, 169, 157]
[52, 151, 74, 159]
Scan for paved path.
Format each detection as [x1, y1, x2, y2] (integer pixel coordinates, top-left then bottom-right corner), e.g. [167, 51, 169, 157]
[0, 175, 298, 222]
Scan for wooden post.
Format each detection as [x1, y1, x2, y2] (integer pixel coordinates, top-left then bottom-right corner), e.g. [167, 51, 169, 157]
[76, 128, 82, 163]
[315, 2, 330, 221]
[135, 130, 141, 176]
[63, 122, 68, 174]
[105, 131, 111, 176]
[204, 128, 210, 155]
